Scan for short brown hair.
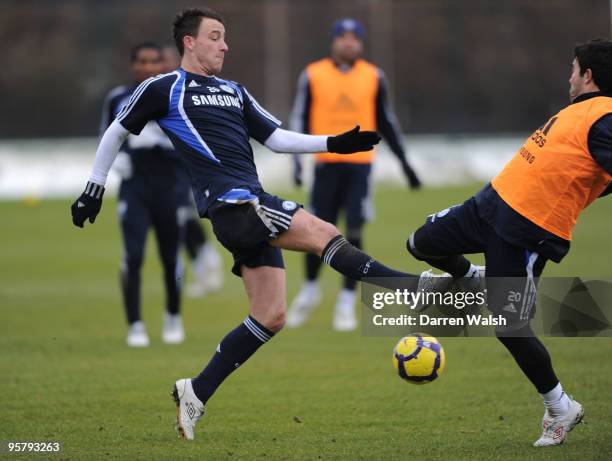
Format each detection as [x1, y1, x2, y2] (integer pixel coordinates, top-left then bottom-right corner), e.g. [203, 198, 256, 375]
[574, 39, 612, 93]
[172, 7, 226, 56]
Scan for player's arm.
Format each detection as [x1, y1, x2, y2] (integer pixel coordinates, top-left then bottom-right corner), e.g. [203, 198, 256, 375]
[241, 84, 380, 155]
[375, 69, 420, 189]
[71, 76, 172, 228]
[265, 126, 380, 154]
[588, 114, 612, 197]
[70, 120, 130, 228]
[287, 70, 312, 187]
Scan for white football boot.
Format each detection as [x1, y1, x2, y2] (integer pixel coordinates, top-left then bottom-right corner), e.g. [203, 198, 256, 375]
[286, 282, 322, 328]
[454, 265, 487, 312]
[456, 265, 486, 292]
[534, 397, 584, 446]
[187, 243, 224, 298]
[162, 313, 185, 344]
[414, 269, 454, 312]
[172, 378, 205, 440]
[333, 289, 357, 331]
[126, 321, 150, 347]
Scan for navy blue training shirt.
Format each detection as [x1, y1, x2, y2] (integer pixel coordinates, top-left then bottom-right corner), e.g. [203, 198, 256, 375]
[115, 69, 281, 215]
[101, 84, 181, 167]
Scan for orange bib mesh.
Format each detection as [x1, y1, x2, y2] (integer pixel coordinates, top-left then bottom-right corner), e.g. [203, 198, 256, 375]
[307, 58, 379, 164]
[492, 96, 612, 240]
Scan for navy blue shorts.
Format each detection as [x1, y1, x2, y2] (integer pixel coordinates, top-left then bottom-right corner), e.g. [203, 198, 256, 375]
[310, 163, 372, 230]
[410, 197, 548, 329]
[208, 188, 302, 277]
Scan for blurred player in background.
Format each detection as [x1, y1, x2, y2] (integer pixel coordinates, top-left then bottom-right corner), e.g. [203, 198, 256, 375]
[101, 42, 190, 347]
[407, 39, 612, 446]
[161, 44, 224, 298]
[287, 18, 421, 331]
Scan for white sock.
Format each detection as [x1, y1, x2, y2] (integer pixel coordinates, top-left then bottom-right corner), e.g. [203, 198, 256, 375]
[303, 280, 319, 294]
[463, 264, 480, 278]
[335, 289, 356, 313]
[540, 382, 570, 417]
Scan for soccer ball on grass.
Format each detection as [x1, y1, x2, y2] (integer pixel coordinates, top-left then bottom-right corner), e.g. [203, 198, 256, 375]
[392, 333, 445, 384]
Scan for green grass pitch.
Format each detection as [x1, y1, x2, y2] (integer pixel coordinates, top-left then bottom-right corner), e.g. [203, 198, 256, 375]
[1, 184, 611, 460]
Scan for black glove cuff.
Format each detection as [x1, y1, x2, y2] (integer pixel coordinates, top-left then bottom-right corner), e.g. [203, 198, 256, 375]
[84, 181, 105, 200]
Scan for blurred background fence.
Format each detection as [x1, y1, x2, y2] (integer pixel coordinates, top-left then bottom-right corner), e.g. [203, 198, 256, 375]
[0, 0, 609, 197]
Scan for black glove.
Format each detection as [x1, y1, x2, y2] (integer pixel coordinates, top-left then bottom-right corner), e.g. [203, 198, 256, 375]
[327, 125, 381, 154]
[401, 161, 422, 190]
[71, 181, 105, 228]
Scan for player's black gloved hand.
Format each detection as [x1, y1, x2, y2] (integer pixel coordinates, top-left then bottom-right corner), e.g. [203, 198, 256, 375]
[401, 161, 422, 190]
[71, 181, 105, 228]
[327, 125, 381, 154]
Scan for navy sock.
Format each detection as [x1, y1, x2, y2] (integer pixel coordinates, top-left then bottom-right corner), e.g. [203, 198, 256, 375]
[191, 315, 274, 405]
[496, 325, 559, 394]
[305, 252, 322, 281]
[343, 235, 362, 291]
[321, 235, 418, 290]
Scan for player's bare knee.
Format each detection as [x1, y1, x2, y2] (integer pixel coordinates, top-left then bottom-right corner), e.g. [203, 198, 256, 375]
[255, 308, 285, 333]
[312, 220, 340, 253]
[267, 310, 286, 333]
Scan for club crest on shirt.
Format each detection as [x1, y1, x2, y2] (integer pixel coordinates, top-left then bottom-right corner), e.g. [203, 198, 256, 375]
[282, 200, 297, 211]
[219, 84, 235, 94]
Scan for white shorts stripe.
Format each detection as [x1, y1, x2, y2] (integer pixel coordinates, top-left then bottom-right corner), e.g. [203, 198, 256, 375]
[260, 205, 292, 221]
[520, 252, 539, 320]
[265, 216, 289, 230]
[263, 210, 291, 226]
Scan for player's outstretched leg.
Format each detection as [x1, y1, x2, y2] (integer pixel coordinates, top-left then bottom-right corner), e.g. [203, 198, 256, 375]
[173, 266, 284, 440]
[406, 209, 487, 311]
[272, 209, 419, 290]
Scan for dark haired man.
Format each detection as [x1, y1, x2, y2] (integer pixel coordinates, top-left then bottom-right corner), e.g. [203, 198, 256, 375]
[71, 8, 431, 440]
[100, 42, 191, 347]
[287, 18, 421, 332]
[160, 43, 225, 298]
[407, 39, 612, 446]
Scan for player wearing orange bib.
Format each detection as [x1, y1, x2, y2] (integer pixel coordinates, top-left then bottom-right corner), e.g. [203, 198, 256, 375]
[407, 39, 612, 447]
[287, 19, 420, 331]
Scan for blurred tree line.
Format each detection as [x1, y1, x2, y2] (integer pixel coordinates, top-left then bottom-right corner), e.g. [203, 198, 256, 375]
[0, 0, 607, 138]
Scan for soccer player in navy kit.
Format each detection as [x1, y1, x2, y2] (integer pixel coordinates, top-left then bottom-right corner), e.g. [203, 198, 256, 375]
[102, 42, 191, 347]
[71, 8, 426, 439]
[160, 43, 225, 298]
